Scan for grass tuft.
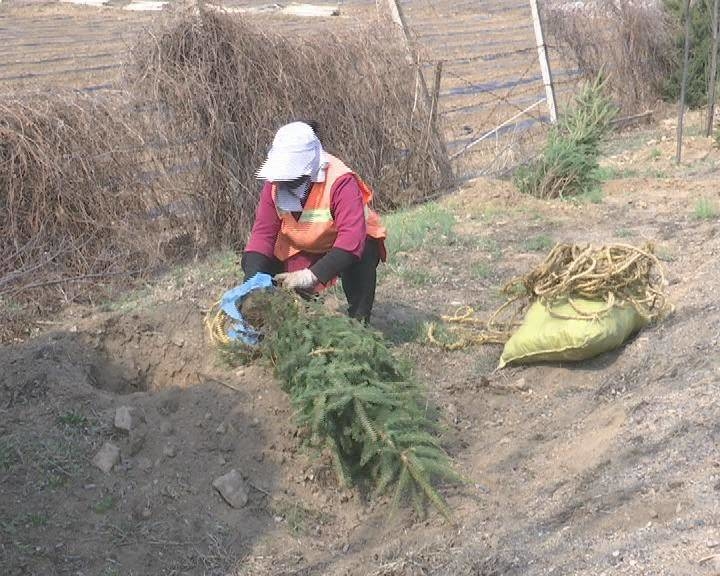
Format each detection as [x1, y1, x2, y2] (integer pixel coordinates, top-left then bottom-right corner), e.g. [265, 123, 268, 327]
[694, 197, 718, 220]
[94, 495, 116, 514]
[522, 235, 554, 252]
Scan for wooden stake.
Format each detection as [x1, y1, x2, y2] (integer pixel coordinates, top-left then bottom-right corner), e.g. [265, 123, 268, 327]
[706, 0, 720, 136]
[430, 61, 443, 133]
[385, 0, 451, 172]
[386, 0, 431, 105]
[677, 0, 692, 164]
[529, 0, 558, 123]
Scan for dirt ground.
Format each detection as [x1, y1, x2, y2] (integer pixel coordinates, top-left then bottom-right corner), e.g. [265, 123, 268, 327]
[2, 115, 720, 575]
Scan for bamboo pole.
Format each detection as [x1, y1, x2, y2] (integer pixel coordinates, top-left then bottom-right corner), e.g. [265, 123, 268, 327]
[450, 98, 547, 160]
[677, 0, 692, 164]
[430, 61, 443, 133]
[386, 0, 431, 105]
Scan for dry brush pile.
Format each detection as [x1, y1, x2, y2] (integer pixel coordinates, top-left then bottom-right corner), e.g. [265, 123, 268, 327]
[127, 7, 452, 246]
[543, 0, 675, 112]
[0, 94, 167, 329]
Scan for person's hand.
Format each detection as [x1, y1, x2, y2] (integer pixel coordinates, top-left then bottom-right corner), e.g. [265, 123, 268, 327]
[274, 269, 317, 290]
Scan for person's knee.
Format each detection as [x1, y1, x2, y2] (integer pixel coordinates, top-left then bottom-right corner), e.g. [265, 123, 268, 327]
[361, 237, 381, 265]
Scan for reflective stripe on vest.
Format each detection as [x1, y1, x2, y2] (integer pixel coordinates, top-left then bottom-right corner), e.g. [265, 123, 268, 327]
[297, 208, 333, 223]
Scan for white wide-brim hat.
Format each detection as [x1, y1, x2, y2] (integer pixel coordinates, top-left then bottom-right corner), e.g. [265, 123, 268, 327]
[256, 122, 322, 182]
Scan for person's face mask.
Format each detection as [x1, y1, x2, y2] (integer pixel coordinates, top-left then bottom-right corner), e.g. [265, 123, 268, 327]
[283, 175, 311, 199]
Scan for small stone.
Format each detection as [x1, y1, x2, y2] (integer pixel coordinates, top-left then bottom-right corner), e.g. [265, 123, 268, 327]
[163, 444, 177, 458]
[137, 457, 152, 471]
[92, 442, 120, 473]
[512, 378, 529, 391]
[212, 469, 249, 508]
[219, 436, 235, 453]
[128, 426, 147, 456]
[160, 421, 174, 436]
[612, 550, 620, 558]
[157, 390, 180, 415]
[218, 423, 236, 453]
[216, 422, 227, 435]
[114, 406, 133, 433]
[141, 507, 152, 519]
[342, 543, 350, 553]
[707, 541, 720, 548]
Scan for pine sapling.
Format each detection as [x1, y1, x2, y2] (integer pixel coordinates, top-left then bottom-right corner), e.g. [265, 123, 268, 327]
[220, 289, 465, 520]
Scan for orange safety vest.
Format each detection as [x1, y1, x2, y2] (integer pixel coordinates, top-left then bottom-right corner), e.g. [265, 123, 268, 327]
[272, 154, 387, 263]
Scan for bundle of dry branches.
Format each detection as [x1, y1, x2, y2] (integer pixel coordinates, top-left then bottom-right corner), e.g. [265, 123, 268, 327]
[0, 94, 165, 312]
[127, 8, 452, 246]
[543, 0, 674, 113]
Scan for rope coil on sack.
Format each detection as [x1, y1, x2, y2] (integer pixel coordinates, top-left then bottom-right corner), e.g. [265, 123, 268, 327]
[427, 243, 672, 350]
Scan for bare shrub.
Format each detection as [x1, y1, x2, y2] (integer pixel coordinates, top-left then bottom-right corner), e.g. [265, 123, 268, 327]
[127, 7, 453, 247]
[0, 93, 164, 316]
[543, 0, 675, 112]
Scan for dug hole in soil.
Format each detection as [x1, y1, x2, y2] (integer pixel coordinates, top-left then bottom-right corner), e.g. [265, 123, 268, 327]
[1, 300, 325, 575]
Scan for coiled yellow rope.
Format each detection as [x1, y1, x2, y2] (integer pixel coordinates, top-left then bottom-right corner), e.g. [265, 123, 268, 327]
[205, 301, 232, 347]
[427, 243, 672, 350]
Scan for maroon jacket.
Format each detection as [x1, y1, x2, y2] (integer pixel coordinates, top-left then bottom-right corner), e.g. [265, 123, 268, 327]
[244, 174, 368, 283]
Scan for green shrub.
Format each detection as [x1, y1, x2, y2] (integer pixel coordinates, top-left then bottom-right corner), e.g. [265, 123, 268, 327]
[663, 0, 718, 108]
[514, 75, 618, 199]
[694, 197, 718, 219]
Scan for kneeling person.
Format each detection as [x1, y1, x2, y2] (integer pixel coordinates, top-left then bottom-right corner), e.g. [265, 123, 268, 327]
[241, 122, 387, 323]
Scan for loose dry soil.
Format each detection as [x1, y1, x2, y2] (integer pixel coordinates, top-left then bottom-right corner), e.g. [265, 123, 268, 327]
[2, 118, 720, 576]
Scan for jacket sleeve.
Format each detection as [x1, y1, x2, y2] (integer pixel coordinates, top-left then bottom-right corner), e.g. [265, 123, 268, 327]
[244, 181, 281, 260]
[241, 251, 278, 280]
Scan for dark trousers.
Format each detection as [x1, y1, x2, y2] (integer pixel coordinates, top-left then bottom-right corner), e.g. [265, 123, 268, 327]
[341, 237, 380, 323]
[242, 237, 381, 323]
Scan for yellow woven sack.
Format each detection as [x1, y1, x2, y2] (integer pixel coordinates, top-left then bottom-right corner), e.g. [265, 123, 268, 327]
[498, 298, 648, 368]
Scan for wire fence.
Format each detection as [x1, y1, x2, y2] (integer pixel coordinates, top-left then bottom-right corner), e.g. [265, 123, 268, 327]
[395, 0, 585, 179]
[0, 0, 583, 183]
